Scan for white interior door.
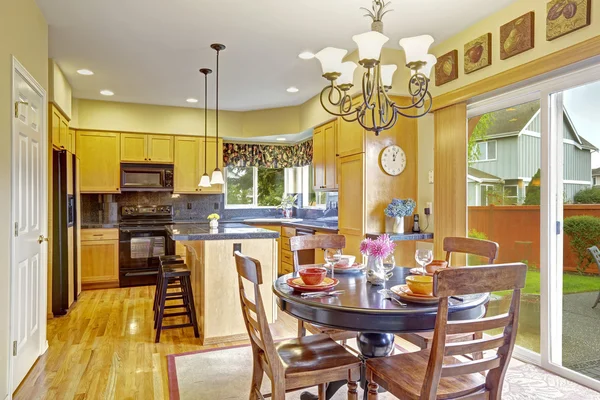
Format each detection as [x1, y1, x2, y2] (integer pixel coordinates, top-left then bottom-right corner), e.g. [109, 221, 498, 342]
[11, 61, 47, 390]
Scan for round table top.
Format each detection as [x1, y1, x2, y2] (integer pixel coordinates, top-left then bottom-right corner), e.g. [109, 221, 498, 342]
[273, 266, 489, 334]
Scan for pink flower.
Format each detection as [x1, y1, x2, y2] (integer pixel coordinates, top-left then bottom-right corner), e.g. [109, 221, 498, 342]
[370, 234, 396, 259]
[360, 238, 373, 256]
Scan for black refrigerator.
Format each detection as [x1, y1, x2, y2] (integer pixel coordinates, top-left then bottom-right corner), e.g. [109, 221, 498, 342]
[52, 150, 81, 316]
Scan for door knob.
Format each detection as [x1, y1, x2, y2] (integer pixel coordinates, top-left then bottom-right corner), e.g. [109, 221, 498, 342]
[38, 235, 49, 244]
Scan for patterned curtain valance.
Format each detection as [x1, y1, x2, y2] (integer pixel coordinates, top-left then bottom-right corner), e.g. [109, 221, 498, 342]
[223, 140, 313, 169]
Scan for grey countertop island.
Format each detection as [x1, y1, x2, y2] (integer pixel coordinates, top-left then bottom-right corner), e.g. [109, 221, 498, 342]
[166, 222, 280, 241]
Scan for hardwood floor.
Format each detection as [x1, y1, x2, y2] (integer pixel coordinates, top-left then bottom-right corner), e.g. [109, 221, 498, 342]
[14, 286, 297, 400]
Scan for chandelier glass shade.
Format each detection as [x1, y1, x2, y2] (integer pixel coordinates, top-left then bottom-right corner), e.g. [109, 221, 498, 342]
[315, 0, 437, 135]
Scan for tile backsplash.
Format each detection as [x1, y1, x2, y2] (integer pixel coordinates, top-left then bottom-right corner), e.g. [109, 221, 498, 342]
[81, 191, 338, 223]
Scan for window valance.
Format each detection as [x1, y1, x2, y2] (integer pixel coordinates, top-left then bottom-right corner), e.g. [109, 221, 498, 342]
[223, 140, 313, 169]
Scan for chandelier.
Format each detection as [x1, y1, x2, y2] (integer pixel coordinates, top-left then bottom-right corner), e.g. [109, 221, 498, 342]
[315, 0, 437, 135]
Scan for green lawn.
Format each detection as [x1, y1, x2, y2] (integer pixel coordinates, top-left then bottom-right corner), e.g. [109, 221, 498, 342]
[495, 269, 600, 296]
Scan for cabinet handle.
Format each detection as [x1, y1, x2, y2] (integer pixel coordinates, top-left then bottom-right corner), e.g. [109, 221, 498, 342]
[93, 234, 103, 237]
[144, 158, 148, 160]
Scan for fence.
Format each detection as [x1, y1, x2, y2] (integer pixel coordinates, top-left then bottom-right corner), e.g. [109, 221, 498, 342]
[468, 205, 600, 273]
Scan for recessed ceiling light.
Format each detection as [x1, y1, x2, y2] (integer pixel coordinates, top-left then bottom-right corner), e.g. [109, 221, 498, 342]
[276, 138, 287, 141]
[506, 107, 517, 111]
[287, 87, 299, 93]
[100, 90, 114, 96]
[298, 51, 315, 60]
[186, 98, 199, 103]
[509, 118, 518, 122]
[77, 69, 94, 76]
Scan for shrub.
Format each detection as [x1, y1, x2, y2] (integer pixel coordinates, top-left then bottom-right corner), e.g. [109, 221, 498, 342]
[564, 215, 600, 273]
[574, 187, 600, 204]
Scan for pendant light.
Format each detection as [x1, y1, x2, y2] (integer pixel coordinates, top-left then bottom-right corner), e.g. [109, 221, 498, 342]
[210, 43, 226, 185]
[199, 68, 212, 188]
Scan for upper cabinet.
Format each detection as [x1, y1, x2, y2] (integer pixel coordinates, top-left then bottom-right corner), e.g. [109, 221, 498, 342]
[68, 128, 76, 154]
[173, 136, 223, 194]
[337, 97, 365, 157]
[312, 120, 338, 191]
[50, 103, 71, 152]
[77, 131, 121, 193]
[121, 133, 174, 163]
[174, 136, 200, 193]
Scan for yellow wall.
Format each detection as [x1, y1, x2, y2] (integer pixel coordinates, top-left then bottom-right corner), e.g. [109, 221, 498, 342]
[0, 0, 48, 397]
[48, 60, 72, 119]
[430, 0, 600, 97]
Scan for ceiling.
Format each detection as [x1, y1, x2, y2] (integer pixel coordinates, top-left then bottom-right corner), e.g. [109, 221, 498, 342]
[37, 0, 517, 111]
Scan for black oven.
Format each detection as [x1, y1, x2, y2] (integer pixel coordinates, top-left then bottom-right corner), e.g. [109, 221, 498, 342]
[119, 225, 175, 287]
[120, 164, 174, 191]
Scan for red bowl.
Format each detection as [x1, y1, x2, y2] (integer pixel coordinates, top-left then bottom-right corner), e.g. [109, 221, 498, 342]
[299, 267, 327, 286]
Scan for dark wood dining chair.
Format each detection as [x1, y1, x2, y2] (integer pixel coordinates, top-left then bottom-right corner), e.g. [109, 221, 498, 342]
[289, 234, 356, 341]
[366, 262, 527, 400]
[234, 251, 361, 400]
[399, 236, 500, 354]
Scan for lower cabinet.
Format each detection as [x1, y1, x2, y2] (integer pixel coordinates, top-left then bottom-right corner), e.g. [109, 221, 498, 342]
[81, 229, 119, 290]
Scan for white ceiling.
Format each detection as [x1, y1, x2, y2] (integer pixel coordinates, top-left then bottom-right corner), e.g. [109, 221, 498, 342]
[36, 0, 517, 111]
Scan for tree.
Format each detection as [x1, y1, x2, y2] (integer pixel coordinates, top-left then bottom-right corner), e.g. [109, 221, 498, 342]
[226, 167, 253, 205]
[524, 169, 541, 205]
[468, 113, 495, 164]
[257, 168, 284, 206]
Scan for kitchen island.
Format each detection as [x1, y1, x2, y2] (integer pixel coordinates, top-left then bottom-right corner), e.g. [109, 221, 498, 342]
[166, 223, 279, 344]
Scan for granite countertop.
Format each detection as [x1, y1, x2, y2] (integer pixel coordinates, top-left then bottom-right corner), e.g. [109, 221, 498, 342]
[242, 218, 338, 232]
[166, 223, 280, 241]
[81, 222, 120, 229]
[366, 231, 434, 241]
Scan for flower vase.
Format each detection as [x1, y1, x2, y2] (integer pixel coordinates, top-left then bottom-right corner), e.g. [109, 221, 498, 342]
[392, 217, 404, 234]
[366, 256, 386, 286]
[209, 220, 218, 229]
[283, 207, 293, 218]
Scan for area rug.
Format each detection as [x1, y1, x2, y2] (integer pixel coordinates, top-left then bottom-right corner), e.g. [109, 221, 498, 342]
[167, 344, 600, 400]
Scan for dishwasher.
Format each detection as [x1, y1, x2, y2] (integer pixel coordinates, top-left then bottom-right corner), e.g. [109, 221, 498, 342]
[295, 227, 316, 265]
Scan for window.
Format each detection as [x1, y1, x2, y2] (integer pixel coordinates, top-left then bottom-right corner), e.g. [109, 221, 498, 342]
[504, 185, 518, 205]
[225, 165, 331, 209]
[225, 166, 285, 207]
[477, 140, 497, 161]
[480, 184, 494, 206]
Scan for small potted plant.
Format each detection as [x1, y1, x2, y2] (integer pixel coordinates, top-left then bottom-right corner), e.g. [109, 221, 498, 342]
[277, 194, 298, 218]
[384, 198, 416, 234]
[207, 213, 220, 229]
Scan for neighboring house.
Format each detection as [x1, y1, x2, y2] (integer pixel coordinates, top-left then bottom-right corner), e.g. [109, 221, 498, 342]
[593, 168, 600, 186]
[469, 102, 598, 205]
[468, 167, 505, 206]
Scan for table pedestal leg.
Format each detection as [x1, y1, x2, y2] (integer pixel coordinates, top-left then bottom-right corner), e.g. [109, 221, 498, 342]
[357, 333, 394, 400]
[300, 333, 394, 400]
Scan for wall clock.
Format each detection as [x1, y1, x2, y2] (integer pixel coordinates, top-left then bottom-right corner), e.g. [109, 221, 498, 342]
[381, 145, 406, 176]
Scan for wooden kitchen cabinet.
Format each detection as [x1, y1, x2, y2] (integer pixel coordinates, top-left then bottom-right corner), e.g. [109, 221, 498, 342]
[50, 104, 70, 151]
[81, 229, 119, 290]
[338, 153, 365, 237]
[174, 136, 200, 193]
[312, 119, 338, 191]
[148, 134, 174, 163]
[77, 131, 121, 193]
[68, 128, 76, 154]
[121, 133, 174, 163]
[337, 97, 365, 157]
[174, 136, 223, 194]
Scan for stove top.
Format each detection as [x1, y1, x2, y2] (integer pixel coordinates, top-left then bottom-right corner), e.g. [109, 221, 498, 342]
[120, 205, 173, 227]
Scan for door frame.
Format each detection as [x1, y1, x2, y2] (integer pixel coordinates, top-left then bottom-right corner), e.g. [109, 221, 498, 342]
[8, 57, 49, 396]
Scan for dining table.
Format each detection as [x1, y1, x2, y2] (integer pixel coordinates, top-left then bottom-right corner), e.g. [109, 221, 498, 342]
[272, 265, 489, 400]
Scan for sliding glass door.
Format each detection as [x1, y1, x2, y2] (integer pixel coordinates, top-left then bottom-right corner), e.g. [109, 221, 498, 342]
[468, 62, 600, 390]
[546, 78, 600, 389]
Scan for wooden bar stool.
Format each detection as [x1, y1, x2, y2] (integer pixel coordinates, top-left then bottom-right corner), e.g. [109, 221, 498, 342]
[154, 263, 200, 343]
[154, 255, 185, 313]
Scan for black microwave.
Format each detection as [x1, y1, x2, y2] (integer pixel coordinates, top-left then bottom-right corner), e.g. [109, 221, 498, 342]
[120, 164, 174, 191]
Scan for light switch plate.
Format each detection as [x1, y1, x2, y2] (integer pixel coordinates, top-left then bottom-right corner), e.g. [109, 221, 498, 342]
[428, 170, 434, 184]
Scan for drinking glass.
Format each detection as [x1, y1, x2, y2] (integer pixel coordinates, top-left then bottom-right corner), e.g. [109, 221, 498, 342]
[415, 249, 433, 275]
[324, 248, 342, 279]
[378, 253, 396, 295]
